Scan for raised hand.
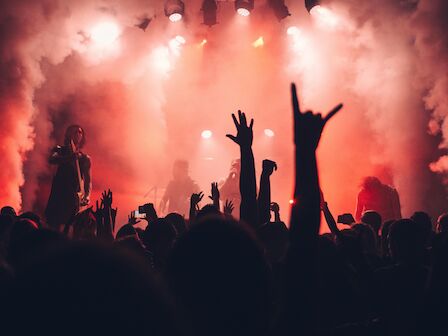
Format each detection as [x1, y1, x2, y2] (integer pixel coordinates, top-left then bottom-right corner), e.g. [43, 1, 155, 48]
[142, 203, 158, 222]
[91, 199, 103, 224]
[101, 189, 113, 209]
[190, 191, 204, 210]
[262, 159, 277, 176]
[128, 212, 141, 226]
[226, 110, 254, 149]
[270, 202, 280, 213]
[291, 83, 342, 150]
[223, 199, 234, 215]
[209, 182, 220, 207]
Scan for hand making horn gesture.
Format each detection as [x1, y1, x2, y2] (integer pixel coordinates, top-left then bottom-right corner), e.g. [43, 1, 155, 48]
[291, 83, 343, 150]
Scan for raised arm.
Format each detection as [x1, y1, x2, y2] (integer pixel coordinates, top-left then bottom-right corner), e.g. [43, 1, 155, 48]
[355, 191, 364, 222]
[226, 110, 259, 228]
[258, 159, 277, 225]
[209, 182, 220, 210]
[283, 83, 343, 335]
[321, 201, 341, 237]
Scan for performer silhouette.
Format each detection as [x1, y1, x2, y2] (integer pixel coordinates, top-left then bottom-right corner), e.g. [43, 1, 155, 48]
[45, 125, 91, 231]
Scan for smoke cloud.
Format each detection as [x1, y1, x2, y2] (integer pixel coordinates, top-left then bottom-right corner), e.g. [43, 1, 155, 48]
[0, 0, 446, 226]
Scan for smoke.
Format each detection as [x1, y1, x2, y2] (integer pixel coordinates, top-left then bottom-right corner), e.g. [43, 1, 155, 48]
[0, 0, 446, 225]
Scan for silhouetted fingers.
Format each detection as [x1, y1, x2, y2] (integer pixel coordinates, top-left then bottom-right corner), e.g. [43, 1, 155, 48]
[226, 134, 238, 143]
[239, 110, 247, 126]
[249, 118, 254, 129]
[324, 103, 343, 123]
[291, 83, 301, 115]
[231, 113, 239, 128]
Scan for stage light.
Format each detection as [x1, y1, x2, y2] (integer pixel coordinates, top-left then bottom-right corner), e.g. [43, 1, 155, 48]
[175, 35, 186, 44]
[252, 36, 264, 48]
[90, 21, 121, 47]
[264, 128, 275, 137]
[268, 0, 290, 21]
[310, 5, 339, 28]
[200, 39, 207, 46]
[165, 0, 185, 22]
[289, 199, 295, 205]
[235, 0, 254, 16]
[201, 130, 213, 139]
[305, 0, 319, 12]
[169, 35, 186, 52]
[287, 26, 300, 35]
[202, 0, 218, 26]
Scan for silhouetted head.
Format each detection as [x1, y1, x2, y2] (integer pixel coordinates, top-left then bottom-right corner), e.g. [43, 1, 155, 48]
[257, 221, 289, 264]
[361, 176, 382, 191]
[5, 242, 183, 336]
[0, 206, 16, 217]
[173, 160, 189, 180]
[437, 213, 448, 233]
[352, 223, 377, 255]
[196, 204, 220, 220]
[64, 124, 85, 148]
[18, 211, 42, 228]
[389, 219, 426, 264]
[116, 224, 137, 240]
[72, 210, 97, 240]
[166, 216, 271, 336]
[166, 213, 187, 236]
[143, 218, 177, 270]
[411, 211, 433, 245]
[361, 210, 382, 235]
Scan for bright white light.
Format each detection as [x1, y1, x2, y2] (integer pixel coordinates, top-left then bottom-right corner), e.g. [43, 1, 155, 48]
[200, 39, 207, 46]
[287, 26, 300, 36]
[175, 35, 186, 44]
[169, 13, 182, 22]
[264, 129, 275, 137]
[201, 130, 213, 139]
[169, 36, 185, 53]
[237, 8, 250, 16]
[252, 37, 264, 48]
[90, 21, 121, 47]
[310, 5, 340, 29]
[289, 199, 295, 205]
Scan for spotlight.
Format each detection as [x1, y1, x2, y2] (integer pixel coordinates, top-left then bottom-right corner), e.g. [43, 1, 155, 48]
[305, 0, 319, 13]
[235, 0, 254, 17]
[165, 0, 185, 22]
[200, 39, 207, 46]
[201, 130, 213, 139]
[90, 21, 121, 47]
[202, 0, 218, 27]
[264, 128, 275, 137]
[268, 0, 290, 21]
[289, 199, 295, 205]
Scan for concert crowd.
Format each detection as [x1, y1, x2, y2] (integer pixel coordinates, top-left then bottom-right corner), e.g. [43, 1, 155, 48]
[1, 84, 447, 336]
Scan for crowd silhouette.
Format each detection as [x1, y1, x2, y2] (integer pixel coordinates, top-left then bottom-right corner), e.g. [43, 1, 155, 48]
[1, 84, 447, 336]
